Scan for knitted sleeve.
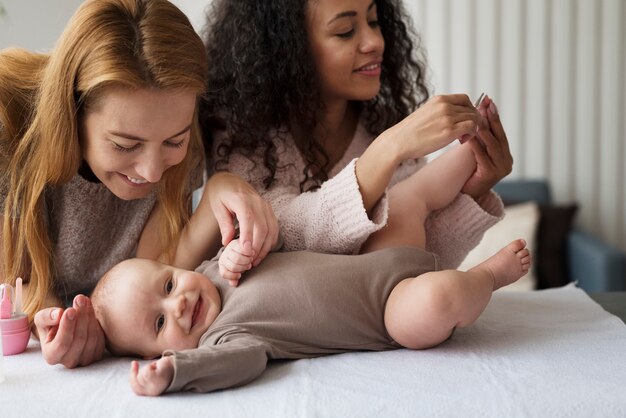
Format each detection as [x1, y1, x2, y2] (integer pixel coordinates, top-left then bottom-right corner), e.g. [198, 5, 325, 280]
[221, 148, 388, 254]
[212, 132, 503, 259]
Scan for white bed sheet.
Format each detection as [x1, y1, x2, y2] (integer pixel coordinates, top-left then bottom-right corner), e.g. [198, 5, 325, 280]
[2, 285, 625, 417]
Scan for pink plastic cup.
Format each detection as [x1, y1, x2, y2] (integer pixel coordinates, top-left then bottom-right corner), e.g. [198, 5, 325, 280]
[0, 314, 30, 355]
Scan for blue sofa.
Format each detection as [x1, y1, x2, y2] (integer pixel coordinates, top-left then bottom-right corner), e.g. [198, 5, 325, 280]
[494, 180, 626, 292]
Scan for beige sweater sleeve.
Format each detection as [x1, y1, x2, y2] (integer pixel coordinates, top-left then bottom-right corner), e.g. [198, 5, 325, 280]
[165, 335, 270, 393]
[215, 142, 388, 254]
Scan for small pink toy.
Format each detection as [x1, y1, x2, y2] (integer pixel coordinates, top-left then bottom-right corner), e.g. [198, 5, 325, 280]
[0, 280, 29, 356]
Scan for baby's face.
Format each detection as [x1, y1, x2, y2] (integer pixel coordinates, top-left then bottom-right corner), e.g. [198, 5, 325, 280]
[103, 259, 221, 358]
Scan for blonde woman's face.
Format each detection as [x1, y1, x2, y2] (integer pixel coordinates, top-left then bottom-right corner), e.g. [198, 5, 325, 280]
[81, 87, 196, 200]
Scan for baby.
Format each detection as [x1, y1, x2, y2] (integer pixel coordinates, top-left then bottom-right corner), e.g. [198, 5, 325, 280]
[92, 143, 531, 396]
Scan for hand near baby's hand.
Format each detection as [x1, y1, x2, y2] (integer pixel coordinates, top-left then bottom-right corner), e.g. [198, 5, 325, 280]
[130, 357, 174, 397]
[34, 294, 105, 368]
[219, 239, 255, 287]
[206, 172, 279, 267]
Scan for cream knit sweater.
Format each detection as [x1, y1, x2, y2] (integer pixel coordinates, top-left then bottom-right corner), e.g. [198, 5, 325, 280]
[211, 121, 504, 269]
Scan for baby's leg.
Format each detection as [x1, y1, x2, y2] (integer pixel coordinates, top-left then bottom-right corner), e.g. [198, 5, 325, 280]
[384, 240, 530, 349]
[361, 144, 476, 253]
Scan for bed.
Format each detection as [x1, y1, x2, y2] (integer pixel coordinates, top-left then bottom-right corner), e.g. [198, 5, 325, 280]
[2, 285, 625, 417]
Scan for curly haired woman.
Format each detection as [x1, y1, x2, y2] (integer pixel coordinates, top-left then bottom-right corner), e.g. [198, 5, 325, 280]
[200, 0, 513, 275]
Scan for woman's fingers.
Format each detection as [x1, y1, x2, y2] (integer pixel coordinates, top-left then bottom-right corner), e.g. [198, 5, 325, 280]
[430, 93, 475, 108]
[57, 306, 90, 368]
[75, 295, 105, 366]
[485, 100, 513, 169]
[249, 209, 269, 260]
[253, 203, 278, 266]
[458, 96, 514, 199]
[34, 307, 62, 341]
[228, 191, 277, 264]
[392, 95, 485, 159]
[40, 308, 76, 365]
[34, 300, 105, 368]
[212, 201, 237, 246]
[468, 133, 496, 173]
[233, 199, 255, 250]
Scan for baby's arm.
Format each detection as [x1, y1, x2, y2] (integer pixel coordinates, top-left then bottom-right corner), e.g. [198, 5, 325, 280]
[129, 356, 174, 397]
[165, 335, 269, 394]
[219, 238, 255, 287]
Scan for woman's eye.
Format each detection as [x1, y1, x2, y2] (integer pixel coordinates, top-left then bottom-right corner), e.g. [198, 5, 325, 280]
[165, 138, 186, 149]
[336, 29, 355, 39]
[156, 315, 165, 333]
[165, 278, 174, 294]
[369, 20, 379, 28]
[112, 142, 140, 153]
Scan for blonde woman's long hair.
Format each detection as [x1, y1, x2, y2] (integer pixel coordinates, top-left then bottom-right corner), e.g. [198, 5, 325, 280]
[0, 0, 207, 320]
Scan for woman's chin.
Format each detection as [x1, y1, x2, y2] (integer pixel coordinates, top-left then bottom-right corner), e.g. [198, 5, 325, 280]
[108, 182, 154, 201]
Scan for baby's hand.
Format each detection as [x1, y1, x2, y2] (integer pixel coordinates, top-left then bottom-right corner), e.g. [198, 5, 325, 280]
[219, 239, 255, 287]
[129, 356, 174, 397]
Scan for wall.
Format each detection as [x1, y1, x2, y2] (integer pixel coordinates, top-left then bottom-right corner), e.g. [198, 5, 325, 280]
[0, 0, 84, 51]
[1, 0, 624, 253]
[0, 0, 205, 50]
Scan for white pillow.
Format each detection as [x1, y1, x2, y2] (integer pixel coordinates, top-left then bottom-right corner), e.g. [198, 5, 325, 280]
[458, 202, 539, 291]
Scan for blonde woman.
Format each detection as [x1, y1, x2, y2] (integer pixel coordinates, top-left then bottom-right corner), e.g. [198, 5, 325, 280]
[0, 0, 277, 368]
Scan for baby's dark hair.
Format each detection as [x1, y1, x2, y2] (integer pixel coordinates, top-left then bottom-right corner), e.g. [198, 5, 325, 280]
[200, 0, 430, 191]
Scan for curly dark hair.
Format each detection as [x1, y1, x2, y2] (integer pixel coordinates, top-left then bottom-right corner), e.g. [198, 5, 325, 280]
[200, 0, 430, 191]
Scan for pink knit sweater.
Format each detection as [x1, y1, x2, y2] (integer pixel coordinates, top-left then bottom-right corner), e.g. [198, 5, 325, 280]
[211, 122, 504, 269]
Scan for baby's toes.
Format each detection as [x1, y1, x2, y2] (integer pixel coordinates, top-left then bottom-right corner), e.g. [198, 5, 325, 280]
[507, 239, 527, 255]
[516, 248, 530, 260]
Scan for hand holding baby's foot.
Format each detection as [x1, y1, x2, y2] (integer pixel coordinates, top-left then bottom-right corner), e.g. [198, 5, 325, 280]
[129, 356, 174, 396]
[471, 239, 531, 290]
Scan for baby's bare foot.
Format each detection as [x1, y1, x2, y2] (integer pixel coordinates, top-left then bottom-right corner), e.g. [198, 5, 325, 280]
[469, 239, 532, 290]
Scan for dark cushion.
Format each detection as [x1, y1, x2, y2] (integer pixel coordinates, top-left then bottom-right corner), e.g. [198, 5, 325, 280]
[502, 199, 578, 289]
[535, 204, 578, 289]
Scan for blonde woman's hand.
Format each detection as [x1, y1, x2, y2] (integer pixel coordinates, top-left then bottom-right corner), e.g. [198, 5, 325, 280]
[34, 294, 105, 368]
[130, 356, 174, 397]
[461, 95, 513, 199]
[381, 94, 483, 162]
[207, 172, 279, 267]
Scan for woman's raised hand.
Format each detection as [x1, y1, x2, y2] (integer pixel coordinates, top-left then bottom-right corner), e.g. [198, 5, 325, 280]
[461, 95, 513, 199]
[356, 94, 484, 213]
[33, 294, 105, 368]
[206, 172, 279, 267]
[382, 94, 483, 162]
